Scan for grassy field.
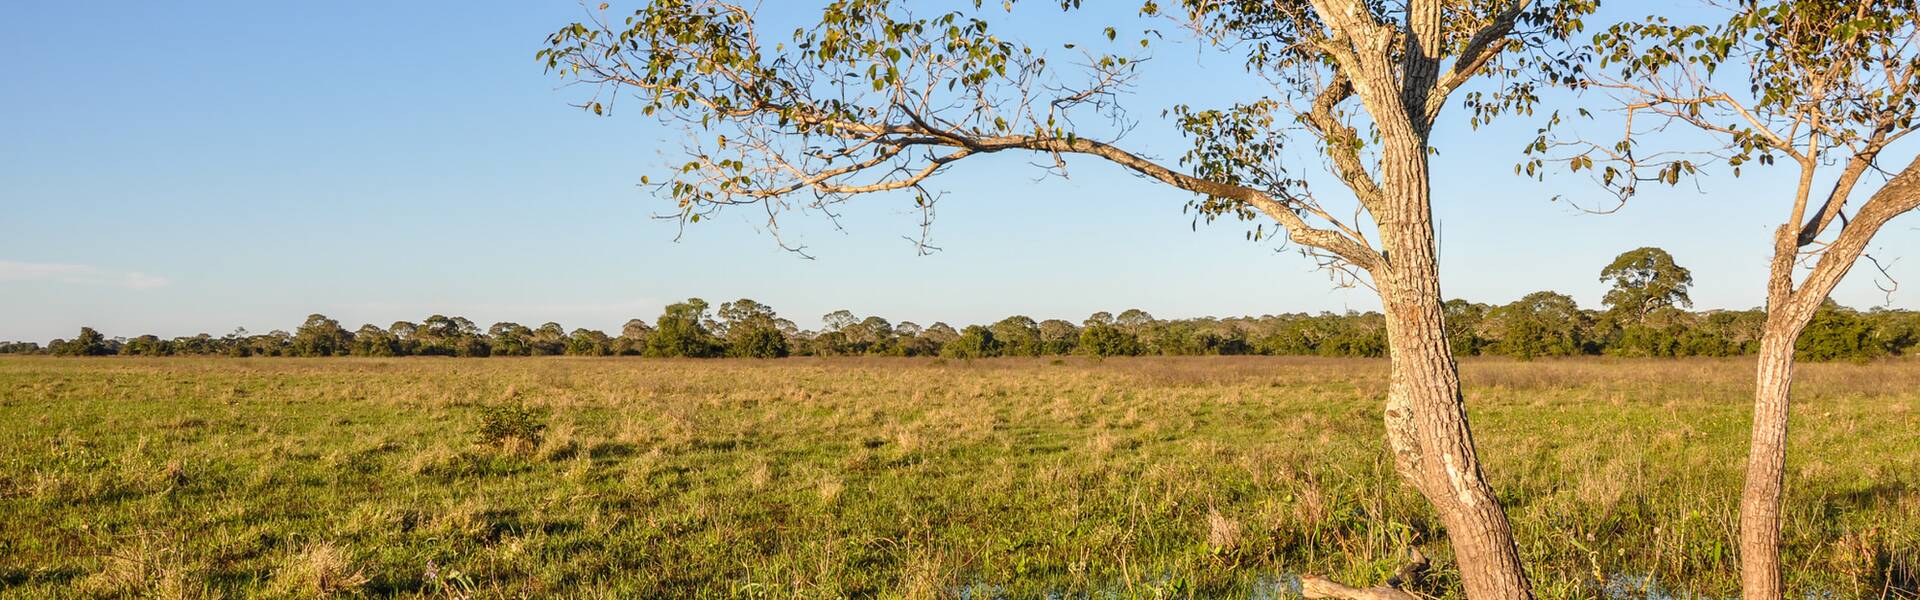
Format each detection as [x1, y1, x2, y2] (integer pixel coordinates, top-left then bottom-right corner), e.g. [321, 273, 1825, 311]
[1, 356, 1917, 599]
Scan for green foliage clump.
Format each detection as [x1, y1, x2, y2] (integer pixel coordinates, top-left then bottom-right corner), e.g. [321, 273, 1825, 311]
[0, 341, 45, 354]
[941, 326, 999, 359]
[727, 326, 789, 358]
[1796, 303, 1882, 362]
[1491, 292, 1588, 360]
[1078, 323, 1140, 357]
[719, 298, 790, 358]
[1600, 247, 1694, 319]
[292, 314, 353, 357]
[476, 405, 547, 448]
[647, 298, 723, 358]
[50, 327, 115, 356]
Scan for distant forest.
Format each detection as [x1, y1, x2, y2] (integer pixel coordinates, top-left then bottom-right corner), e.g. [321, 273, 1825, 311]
[4, 249, 1918, 362]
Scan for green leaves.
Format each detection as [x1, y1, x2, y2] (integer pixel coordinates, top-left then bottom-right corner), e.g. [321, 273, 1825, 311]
[1558, 0, 1920, 210]
[542, 0, 1602, 261]
[1599, 247, 1694, 319]
[1168, 99, 1287, 224]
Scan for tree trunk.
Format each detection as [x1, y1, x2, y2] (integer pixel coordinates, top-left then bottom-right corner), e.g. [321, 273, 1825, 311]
[1374, 140, 1533, 600]
[1739, 158, 1920, 599]
[1739, 321, 1801, 600]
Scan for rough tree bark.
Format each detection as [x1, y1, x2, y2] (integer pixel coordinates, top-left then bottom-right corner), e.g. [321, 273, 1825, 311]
[1739, 321, 1801, 600]
[1350, 0, 1534, 594]
[1372, 143, 1532, 600]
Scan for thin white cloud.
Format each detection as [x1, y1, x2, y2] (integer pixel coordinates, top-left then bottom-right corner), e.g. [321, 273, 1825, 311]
[0, 260, 172, 290]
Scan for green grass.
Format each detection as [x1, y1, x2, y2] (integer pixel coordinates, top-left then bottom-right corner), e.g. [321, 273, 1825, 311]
[1, 356, 1916, 598]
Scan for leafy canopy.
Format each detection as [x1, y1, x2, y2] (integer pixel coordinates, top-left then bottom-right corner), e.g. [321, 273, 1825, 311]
[1599, 246, 1693, 319]
[540, 0, 1597, 273]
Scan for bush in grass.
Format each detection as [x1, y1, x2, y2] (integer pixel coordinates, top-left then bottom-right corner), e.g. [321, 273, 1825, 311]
[476, 405, 546, 449]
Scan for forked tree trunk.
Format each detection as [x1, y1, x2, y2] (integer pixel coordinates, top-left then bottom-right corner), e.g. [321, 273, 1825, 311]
[1373, 141, 1534, 599]
[1741, 276, 1834, 599]
[1739, 158, 1920, 599]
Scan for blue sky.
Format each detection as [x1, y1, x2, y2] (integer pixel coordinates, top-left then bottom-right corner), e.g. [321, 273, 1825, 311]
[3, 1, 1916, 343]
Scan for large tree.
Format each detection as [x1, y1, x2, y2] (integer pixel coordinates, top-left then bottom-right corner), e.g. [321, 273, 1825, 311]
[616, 318, 655, 355]
[1599, 247, 1693, 320]
[542, 0, 1596, 595]
[1036, 318, 1080, 354]
[649, 298, 723, 357]
[532, 322, 571, 356]
[291, 313, 354, 357]
[490, 322, 536, 356]
[1537, 2, 1920, 596]
[52, 327, 114, 356]
[1487, 291, 1586, 359]
[352, 324, 402, 357]
[989, 315, 1042, 357]
[718, 297, 791, 357]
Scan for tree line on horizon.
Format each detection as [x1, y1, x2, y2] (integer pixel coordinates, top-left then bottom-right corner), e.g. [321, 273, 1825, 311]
[4, 249, 1916, 363]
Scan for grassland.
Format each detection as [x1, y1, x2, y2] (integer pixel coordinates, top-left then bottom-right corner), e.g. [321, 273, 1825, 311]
[0, 356, 1916, 599]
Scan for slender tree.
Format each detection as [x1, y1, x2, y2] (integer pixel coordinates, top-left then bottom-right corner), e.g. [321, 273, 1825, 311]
[542, 1, 1597, 594]
[1538, 2, 1920, 596]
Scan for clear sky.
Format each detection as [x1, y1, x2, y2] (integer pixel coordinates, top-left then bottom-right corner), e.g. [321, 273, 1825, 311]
[3, 1, 1916, 343]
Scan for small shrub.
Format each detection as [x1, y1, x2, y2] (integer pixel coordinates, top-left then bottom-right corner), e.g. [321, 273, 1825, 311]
[476, 405, 546, 449]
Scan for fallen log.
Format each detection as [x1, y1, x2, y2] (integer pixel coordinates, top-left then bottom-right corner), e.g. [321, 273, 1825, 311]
[1300, 548, 1428, 600]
